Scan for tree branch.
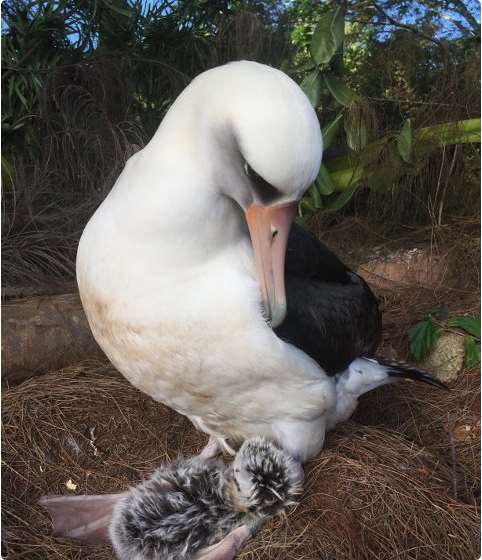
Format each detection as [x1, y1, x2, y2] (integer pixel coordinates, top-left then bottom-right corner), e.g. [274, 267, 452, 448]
[448, 0, 480, 34]
[371, 1, 446, 50]
[440, 13, 471, 36]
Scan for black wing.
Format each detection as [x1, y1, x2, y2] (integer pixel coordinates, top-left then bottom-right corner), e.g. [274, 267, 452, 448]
[274, 223, 382, 375]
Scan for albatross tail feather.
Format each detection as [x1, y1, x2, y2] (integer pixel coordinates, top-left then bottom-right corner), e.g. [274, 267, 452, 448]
[338, 356, 448, 401]
[330, 356, 448, 429]
[375, 357, 449, 391]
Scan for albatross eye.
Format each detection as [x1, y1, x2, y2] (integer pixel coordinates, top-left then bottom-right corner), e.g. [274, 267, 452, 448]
[244, 161, 281, 205]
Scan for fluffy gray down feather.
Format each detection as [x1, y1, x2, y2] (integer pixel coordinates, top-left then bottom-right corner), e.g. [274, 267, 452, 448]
[109, 437, 302, 560]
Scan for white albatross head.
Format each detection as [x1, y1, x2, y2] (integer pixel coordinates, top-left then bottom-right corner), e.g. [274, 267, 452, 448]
[153, 61, 323, 327]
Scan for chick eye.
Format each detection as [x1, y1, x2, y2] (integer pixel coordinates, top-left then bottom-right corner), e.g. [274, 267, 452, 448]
[244, 161, 281, 205]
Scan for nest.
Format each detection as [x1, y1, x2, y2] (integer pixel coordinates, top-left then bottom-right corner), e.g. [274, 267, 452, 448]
[2, 357, 479, 559]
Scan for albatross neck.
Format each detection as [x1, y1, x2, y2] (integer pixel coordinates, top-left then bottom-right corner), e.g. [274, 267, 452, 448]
[131, 88, 249, 267]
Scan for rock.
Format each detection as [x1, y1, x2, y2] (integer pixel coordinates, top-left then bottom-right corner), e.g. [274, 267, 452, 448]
[421, 332, 465, 383]
[357, 247, 448, 290]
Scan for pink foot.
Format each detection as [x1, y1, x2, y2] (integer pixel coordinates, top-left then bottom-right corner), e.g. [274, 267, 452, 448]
[195, 525, 253, 560]
[198, 436, 235, 459]
[198, 436, 222, 460]
[38, 493, 127, 543]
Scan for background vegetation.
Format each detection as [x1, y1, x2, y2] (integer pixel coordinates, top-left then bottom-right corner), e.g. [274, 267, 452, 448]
[2, 0, 480, 288]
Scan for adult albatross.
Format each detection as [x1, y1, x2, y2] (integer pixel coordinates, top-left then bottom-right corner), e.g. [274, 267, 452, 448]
[77, 61, 443, 463]
[41, 60, 448, 558]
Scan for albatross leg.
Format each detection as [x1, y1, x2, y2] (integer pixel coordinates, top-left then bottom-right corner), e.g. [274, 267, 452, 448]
[198, 436, 223, 459]
[194, 525, 253, 560]
[199, 436, 237, 459]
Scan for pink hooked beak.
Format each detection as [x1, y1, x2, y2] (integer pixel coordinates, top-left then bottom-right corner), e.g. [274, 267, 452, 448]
[245, 202, 297, 328]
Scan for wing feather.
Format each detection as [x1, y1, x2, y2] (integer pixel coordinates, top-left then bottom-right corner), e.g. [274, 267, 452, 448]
[275, 224, 381, 374]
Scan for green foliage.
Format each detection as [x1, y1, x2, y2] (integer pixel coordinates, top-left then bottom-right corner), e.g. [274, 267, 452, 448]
[321, 112, 343, 149]
[1, 155, 14, 189]
[1, 0, 480, 283]
[2, 0, 290, 152]
[408, 317, 442, 362]
[464, 335, 480, 368]
[418, 119, 481, 145]
[408, 311, 481, 367]
[293, 0, 480, 223]
[308, 183, 323, 209]
[301, 69, 323, 108]
[309, 6, 345, 65]
[448, 313, 482, 368]
[448, 316, 481, 339]
[322, 72, 355, 106]
[295, 5, 365, 215]
[322, 118, 480, 190]
[315, 163, 336, 195]
[397, 119, 413, 163]
[324, 183, 361, 211]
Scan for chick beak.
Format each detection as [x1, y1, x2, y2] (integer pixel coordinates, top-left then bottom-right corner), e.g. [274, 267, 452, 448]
[245, 202, 297, 328]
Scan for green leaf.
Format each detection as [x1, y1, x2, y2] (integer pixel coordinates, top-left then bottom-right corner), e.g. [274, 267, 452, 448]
[408, 318, 441, 362]
[325, 182, 360, 211]
[1, 155, 14, 188]
[464, 335, 480, 368]
[323, 72, 355, 106]
[322, 113, 343, 150]
[297, 60, 317, 72]
[448, 316, 481, 339]
[308, 183, 323, 208]
[299, 198, 316, 216]
[310, 7, 345, 65]
[417, 118, 480, 146]
[397, 119, 413, 163]
[328, 164, 364, 191]
[323, 118, 480, 194]
[31, 75, 43, 93]
[315, 162, 336, 195]
[330, 49, 345, 76]
[301, 69, 323, 108]
[14, 82, 29, 110]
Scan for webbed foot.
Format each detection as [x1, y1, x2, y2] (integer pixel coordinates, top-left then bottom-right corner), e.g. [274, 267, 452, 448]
[195, 525, 253, 560]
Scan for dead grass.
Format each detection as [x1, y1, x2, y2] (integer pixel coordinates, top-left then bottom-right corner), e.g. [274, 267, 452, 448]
[2, 357, 480, 559]
[2, 363, 202, 559]
[311, 215, 480, 286]
[2, 57, 147, 290]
